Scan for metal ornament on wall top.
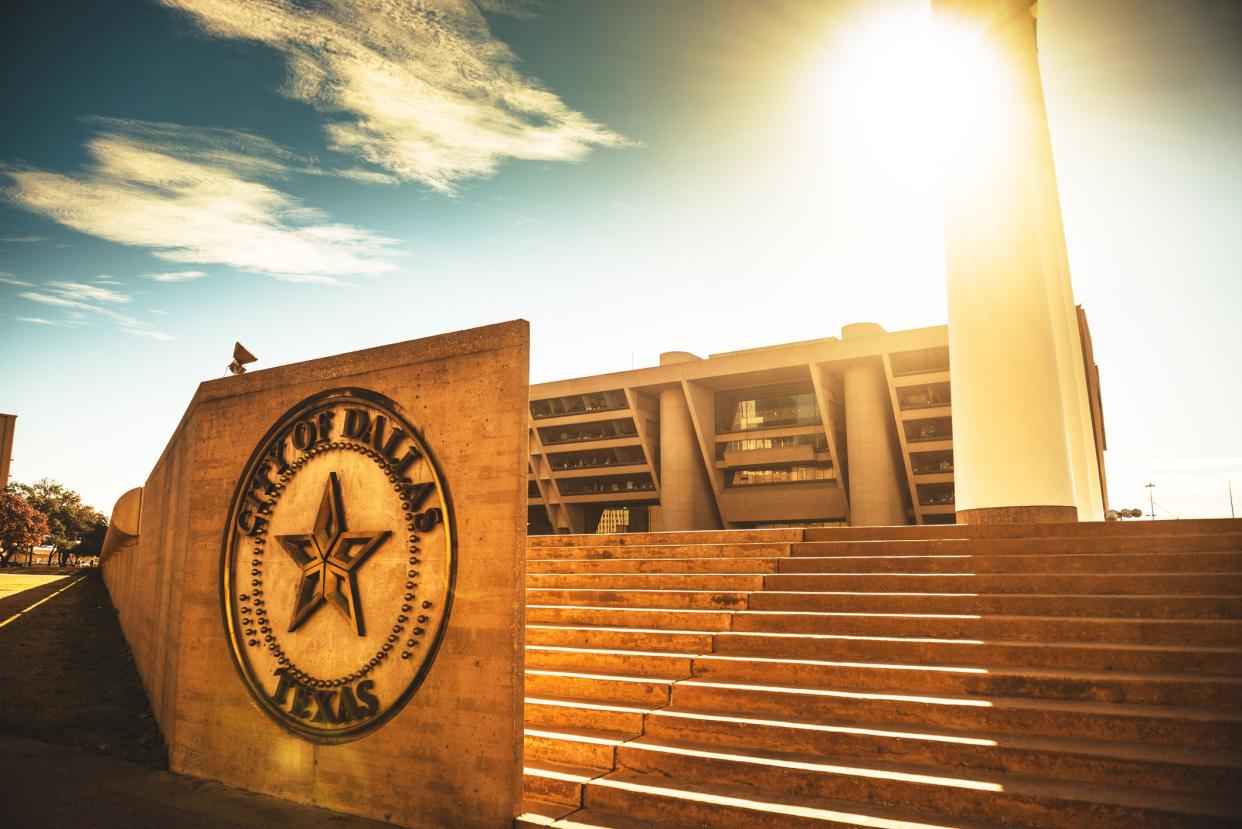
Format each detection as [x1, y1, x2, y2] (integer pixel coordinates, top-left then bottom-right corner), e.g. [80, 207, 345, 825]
[221, 388, 455, 743]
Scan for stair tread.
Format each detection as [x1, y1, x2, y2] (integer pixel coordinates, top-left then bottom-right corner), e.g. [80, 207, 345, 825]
[527, 668, 681, 683]
[525, 759, 611, 783]
[648, 706, 1242, 767]
[616, 738, 1242, 817]
[692, 652, 1242, 683]
[526, 694, 659, 713]
[515, 798, 580, 826]
[719, 629, 1242, 652]
[590, 769, 1004, 829]
[525, 723, 640, 745]
[675, 678, 1242, 720]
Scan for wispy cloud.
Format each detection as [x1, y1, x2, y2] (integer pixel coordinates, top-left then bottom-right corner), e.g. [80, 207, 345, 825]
[3, 119, 403, 283]
[0, 235, 48, 244]
[159, 0, 631, 193]
[18, 281, 174, 341]
[146, 270, 207, 283]
[47, 280, 131, 304]
[0, 272, 32, 286]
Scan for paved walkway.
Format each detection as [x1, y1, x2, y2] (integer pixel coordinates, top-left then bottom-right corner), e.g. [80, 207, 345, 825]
[0, 736, 399, 828]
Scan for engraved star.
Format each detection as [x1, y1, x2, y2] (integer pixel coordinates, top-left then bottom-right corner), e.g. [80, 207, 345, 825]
[276, 471, 390, 636]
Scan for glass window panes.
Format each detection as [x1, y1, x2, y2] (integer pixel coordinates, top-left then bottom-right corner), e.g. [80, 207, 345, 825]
[904, 417, 953, 443]
[715, 383, 820, 433]
[558, 473, 656, 496]
[538, 418, 639, 446]
[897, 382, 951, 410]
[726, 463, 833, 487]
[531, 389, 628, 419]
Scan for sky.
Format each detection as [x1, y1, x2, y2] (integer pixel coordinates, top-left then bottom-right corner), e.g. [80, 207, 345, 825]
[1, 0, 1239, 520]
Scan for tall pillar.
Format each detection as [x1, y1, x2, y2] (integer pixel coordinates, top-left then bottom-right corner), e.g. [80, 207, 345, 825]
[658, 353, 718, 531]
[841, 338, 908, 526]
[934, 0, 1078, 524]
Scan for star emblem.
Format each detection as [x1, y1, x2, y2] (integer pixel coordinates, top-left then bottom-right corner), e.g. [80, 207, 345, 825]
[276, 471, 390, 636]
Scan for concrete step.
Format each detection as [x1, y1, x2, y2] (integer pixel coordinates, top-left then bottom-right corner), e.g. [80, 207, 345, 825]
[801, 520, 1242, 542]
[526, 645, 696, 678]
[524, 725, 635, 769]
[670, 680, 1242, 749]
[525, 669, 675, 707]
[527, 624, 716, 653]
[527, 588, 751, 610]
[527, 573, 767, 591]
[513, 797, 579, 828]
[689, 653, 1242, 708]
[778, 550, 1242, 574]
[582, 769, 1004, 829]
[730, 610, 1242, 645]
[761, 571, 1242, 594]
[523, 760, 602, 807]
[526, 605, 733, 630]
[713, 630, 1242, 674]
[529, 556, 786, 574]
[790, 533, 1242, 557]
[611, 738, 1242, 829]
[525, 696, 653, 734]
[748, 590, 1242, 618]
[641, 707, 1242, 795]
[529, 542, 793, 561]
[529, 530, 804, 548]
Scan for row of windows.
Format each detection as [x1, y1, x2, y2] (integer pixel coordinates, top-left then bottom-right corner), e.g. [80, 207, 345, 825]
[727, 463, 833, 488]
[905, 416, 953, 443]
[549, 445, 646, 471]
[897, 381, 951, 410]
[917, 482, 956, 506]
[715, 383, 820, 433]
[530, 389, 628, 419]
[557, 473, 656, 496]
[911, 449, 954, 475]
[714, 433, 828, 460]
[538, 417, 638, 446]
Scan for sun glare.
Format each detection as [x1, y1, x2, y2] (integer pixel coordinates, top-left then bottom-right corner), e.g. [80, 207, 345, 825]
[810, 6, 1015, 170]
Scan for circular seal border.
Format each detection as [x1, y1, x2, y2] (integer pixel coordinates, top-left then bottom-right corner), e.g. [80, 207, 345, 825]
[220, 387, 456, 744]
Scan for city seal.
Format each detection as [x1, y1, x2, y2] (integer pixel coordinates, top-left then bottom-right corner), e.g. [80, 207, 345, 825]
[221, 387, 454, 742]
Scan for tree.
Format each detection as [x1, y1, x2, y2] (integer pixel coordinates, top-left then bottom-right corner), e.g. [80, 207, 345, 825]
[0, 490, 49, 566]
[8, 479, 106, 566]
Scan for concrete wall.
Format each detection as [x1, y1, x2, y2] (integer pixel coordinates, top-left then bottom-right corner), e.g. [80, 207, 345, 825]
[101, 322, 529, 828]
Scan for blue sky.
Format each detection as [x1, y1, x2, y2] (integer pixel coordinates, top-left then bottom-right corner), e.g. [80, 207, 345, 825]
[1, 0, 1239, 519]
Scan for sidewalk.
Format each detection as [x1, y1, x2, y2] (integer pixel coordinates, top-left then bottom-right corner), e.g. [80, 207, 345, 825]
[0, 735, 399, 828]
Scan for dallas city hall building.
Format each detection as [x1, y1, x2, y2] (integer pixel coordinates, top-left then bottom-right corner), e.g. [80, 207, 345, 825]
[526, 317, 1107, 535]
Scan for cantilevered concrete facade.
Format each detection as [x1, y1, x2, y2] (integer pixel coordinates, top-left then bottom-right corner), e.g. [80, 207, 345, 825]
[528, 319, 1106, 535]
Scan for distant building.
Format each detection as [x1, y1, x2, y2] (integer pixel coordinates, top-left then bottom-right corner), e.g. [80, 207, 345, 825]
[0, 413, 14, 489]
[527, 318, 1106, 534]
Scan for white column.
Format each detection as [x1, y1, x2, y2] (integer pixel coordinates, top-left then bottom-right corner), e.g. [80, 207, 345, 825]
[933, 0, 1078, 523]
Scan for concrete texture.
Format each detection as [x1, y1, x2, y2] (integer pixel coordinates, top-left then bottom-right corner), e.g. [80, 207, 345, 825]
[842, 358, 907, 526]
[0, 736, 398, 829]
[517, 520, 1242, 828]
[100, 321, 529, 828]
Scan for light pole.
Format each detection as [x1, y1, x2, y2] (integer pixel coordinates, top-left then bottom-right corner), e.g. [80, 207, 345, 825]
[1145, 483, 1156, 521]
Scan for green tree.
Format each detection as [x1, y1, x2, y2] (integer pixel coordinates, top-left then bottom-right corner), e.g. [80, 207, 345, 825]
[0, 489, 49, 566]
[8, 479, 105, 566]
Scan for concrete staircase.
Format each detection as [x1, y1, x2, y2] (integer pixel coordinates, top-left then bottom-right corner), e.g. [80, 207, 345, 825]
[516, 519, 1242, 829]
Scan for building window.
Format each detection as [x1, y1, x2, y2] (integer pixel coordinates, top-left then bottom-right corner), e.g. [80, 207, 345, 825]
[897, 382, 951, 410]
[911, 449, 954, 474]
[890, 347, 949, 376]
[715, 383, 820, 432]
[726, 463, 833, 487]
[557, 473, 656, 496]
[538, 418, 639, 446]
[904, 416, 953, 443]
[917, 482, 956, 506]
[530, 389, 628, 419]
[528, 480, 542, 498]
[548, 445, 646, 471]
[714, 433, 828, 459]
